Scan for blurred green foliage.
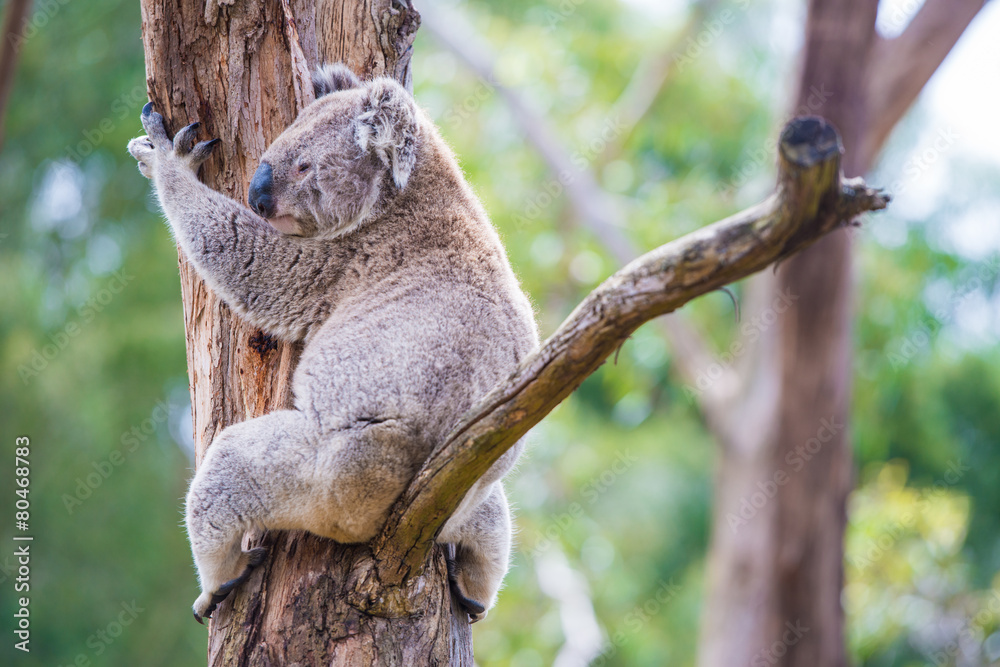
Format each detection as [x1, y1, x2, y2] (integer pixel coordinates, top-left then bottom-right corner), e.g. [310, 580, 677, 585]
[1, 0, 998, 665]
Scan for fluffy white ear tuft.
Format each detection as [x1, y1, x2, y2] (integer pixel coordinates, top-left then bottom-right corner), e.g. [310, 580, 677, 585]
[354, 78, 420, 189]
[312, 63, 363, 99]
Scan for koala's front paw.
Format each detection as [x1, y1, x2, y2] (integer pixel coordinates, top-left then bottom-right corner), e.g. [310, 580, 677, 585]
[127, 103, 220, 180]
[191, 546, 268, 625]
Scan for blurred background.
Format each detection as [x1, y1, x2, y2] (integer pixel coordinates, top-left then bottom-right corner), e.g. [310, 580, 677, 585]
[1, 0, 999, 664]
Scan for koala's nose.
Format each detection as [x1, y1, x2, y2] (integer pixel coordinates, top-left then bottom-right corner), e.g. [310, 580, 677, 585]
[248, 162, 275, 218]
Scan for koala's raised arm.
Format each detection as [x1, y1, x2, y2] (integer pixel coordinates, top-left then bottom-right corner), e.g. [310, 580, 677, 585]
[127, 107, 347, 340]
[127, 67, 420, 341]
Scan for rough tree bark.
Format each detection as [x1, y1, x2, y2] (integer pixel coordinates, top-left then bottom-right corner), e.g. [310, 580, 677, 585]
[699, 2, 984, 666]
[136, 1, 462, 664]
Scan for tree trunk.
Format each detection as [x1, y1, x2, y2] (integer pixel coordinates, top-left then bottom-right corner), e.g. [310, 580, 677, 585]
[700, 2, 877, 665]
[138, 1, 471, 664]
[766, 5, 877, 663]
[0, 0, 32, 152]
[698, 0, 984, 664]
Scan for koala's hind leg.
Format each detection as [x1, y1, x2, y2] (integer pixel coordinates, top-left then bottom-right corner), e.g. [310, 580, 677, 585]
[440, 482, 512, 623]
[185, 409, 322, 623]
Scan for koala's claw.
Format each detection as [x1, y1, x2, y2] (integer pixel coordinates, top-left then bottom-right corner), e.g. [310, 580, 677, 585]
[190, 138, 221, 165]
[450, 581, 488, 623]
[129, 104, 220, 180]
[244, 545, 268, 568]
[173, 122, 201, 154]
[139, 103, 171, 149]
[446, 554, 488, 623]
[191, 546, 269, 625]
[192, 588, 231, 625]
[171, 120, 219, 170]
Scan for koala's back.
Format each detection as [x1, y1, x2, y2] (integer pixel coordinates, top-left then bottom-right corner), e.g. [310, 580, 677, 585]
[292, 122, 537, 468]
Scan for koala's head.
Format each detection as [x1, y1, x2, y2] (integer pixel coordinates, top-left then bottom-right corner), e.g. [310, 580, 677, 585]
[247, 64, 421, 238]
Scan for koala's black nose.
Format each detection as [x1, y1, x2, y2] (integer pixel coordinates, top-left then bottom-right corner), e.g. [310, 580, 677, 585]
[248, 162, 275, 218]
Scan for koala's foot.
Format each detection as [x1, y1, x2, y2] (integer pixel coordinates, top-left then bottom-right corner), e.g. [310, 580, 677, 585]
[192, 546, 268, 625]
[439, 483, 513, 623]
[127, 103, 220, 180]
[446, 551, 489, 623]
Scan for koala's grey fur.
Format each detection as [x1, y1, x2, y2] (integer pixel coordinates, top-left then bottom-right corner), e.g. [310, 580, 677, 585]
[127, 64, 538, 623]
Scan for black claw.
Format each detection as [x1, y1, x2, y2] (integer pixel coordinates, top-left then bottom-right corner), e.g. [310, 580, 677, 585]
[205, 598, 220, 616]
[175, 123, 202, 153]
[192, 548, 269, 625]
[246, 546, 268, 567]
[456, 593, 486, 617]
[142, 102, 153, 117]
[214, 576, 243, 599]
[190, 138, 222, 163]
[189, 121, 201, 131]
[446, 556, 486, 618]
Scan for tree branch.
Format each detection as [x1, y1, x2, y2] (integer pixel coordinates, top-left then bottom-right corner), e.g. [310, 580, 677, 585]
[422, 3, 739, 424]
[862, 0, 984, 165]
[356, 117, 888, 595]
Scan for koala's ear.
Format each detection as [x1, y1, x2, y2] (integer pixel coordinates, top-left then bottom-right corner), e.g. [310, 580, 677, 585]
[354, 78, 420, 189]
[312, 63, 363, 98]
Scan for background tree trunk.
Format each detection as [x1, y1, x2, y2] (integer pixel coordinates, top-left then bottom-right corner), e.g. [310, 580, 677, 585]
[138, 1, 472, 664]
[766, 5, 877, 663]
[699, 1, 982, 665]
[0, 0, 32, 152]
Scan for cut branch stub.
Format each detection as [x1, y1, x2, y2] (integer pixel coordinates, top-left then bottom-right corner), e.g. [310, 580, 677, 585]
[772, 115, 844, 261]
[359, 115, 889, 602]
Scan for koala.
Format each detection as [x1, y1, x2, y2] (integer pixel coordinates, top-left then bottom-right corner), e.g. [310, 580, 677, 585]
[127, 64, 538, 624]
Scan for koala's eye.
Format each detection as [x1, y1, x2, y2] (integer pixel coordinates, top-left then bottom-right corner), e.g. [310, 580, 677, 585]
[296, 162, 311, 174]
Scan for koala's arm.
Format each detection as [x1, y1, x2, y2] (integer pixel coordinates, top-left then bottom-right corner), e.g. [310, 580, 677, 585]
[128, 106, 346, 340]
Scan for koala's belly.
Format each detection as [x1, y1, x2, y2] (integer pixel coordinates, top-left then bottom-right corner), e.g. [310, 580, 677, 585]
[291, 282, 532, 441]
